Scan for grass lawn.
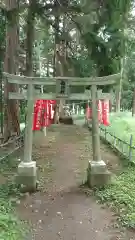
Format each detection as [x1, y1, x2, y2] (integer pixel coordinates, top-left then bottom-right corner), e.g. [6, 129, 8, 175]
[95, 165, 135, 228]
[104, 111, 135, 144]
[95, 111, 135, 228]
[100, 111, 135, 161]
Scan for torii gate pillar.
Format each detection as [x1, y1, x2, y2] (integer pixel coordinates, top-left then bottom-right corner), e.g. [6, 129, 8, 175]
[4, 72, 119, 191]
[87, 85, 111, 187]
[17, 83, 37, 192]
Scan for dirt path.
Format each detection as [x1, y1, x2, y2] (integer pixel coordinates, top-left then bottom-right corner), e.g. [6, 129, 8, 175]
[17, 125, 134, 240]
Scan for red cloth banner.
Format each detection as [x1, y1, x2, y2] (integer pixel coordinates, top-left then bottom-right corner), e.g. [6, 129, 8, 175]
[49, 100, 56, 120]
[32, 100, 43, 130]
[41, 100, 51, 127]
[85, 100, 110, 126]
[97, 100, 102, 124]
[102, 100, 110, 126]
[32, 100, 56, 130]
[86, 101, 102, 123]
[86, 105, 92, 120]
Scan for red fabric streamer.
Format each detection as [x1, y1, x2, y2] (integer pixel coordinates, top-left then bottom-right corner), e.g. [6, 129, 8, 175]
[102, 100, 110, 126]
[32, 99, 56, 130]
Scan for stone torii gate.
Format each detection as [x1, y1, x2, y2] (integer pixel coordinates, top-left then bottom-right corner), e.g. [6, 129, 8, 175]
[4, 72, 120, 191]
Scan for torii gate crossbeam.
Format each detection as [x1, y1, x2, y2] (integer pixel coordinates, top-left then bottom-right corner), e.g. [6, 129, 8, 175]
[3, 72, 120, 191]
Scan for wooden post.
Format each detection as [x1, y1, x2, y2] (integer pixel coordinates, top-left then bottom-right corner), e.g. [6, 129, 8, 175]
[76, 105, 79, 115]
[91, 85, 101, 161]
[129, 134, 133, 161]
[109, 88, 113, 112]
[23, 83, 34, 162]
[81, 106, 84, 115]
[43, 127, 47, 136]
[115, 58, 124, 112]
[105, 128, 107, 140]
[115, 87, 121, 112]
[72, 103, 75, 114]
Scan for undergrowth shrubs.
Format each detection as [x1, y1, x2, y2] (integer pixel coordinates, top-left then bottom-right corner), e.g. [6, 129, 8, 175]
[0, 157, 26, 239]
[95, 165, 135, 228]
[0, 182, 25, 239]
[96, 112, 135, 228]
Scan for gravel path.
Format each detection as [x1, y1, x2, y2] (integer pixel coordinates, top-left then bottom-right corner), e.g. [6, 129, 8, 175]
[17, 125, 134, 240]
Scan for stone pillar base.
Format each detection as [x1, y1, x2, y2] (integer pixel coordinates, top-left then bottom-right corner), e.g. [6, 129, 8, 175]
[16, 161, 37, 192]
[87, 160, 111, 187]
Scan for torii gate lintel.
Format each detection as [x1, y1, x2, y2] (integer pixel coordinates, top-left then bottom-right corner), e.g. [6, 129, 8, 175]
[4, 72, 120, 191]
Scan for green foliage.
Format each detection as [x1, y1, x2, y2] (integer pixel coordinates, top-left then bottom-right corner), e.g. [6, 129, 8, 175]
[0, 189, 24, 240]
[103, 112, 135, 143]
[20, 101, 26, 123]
[71, 54, 94, 77]
[75, 0, 132, 77]
[0, 9, 6, 73]
[95, 112, 135, 228]
[0, 9, 6, 54]
[0, 158, 27, 239]
[95, 165, 135, 228]
[27, 0, 134, 80]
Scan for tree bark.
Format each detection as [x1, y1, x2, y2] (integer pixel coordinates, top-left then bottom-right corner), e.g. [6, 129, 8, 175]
[53, 0, 60, 123]
[54, 12, 69, 121]
[115, 58, 124, 113]
[23, 0, 36, 129]
[4, 0, 20, 142]
[132, 88, 135, 117]
[0, 63, 3, 134]
[115, 85, 121, 112]
[109, 88, 113, 112]
[22, 0, 36, 162]
[25, 0, 35, 76]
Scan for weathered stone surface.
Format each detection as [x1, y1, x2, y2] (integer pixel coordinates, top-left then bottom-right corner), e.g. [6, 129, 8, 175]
[87, 160, 111, 187]
[16, 161, 37, 192]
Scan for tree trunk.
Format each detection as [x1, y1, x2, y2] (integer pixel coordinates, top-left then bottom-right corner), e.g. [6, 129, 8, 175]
[53, 0, 60, 124]
[4, 0, 20, 142]
[25, 0, 35, 76]
[54, 14, 69, 120]
[0, 65, 3, 134]
[132, 88, 135, 117]
[115, 58, 124, 113]
[115, 83, 122, 112]
[109, 88, 113, 112]
[46, 56, 49, 77]
[23, 0, 35, 129]
[53, 2, 73, 123]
